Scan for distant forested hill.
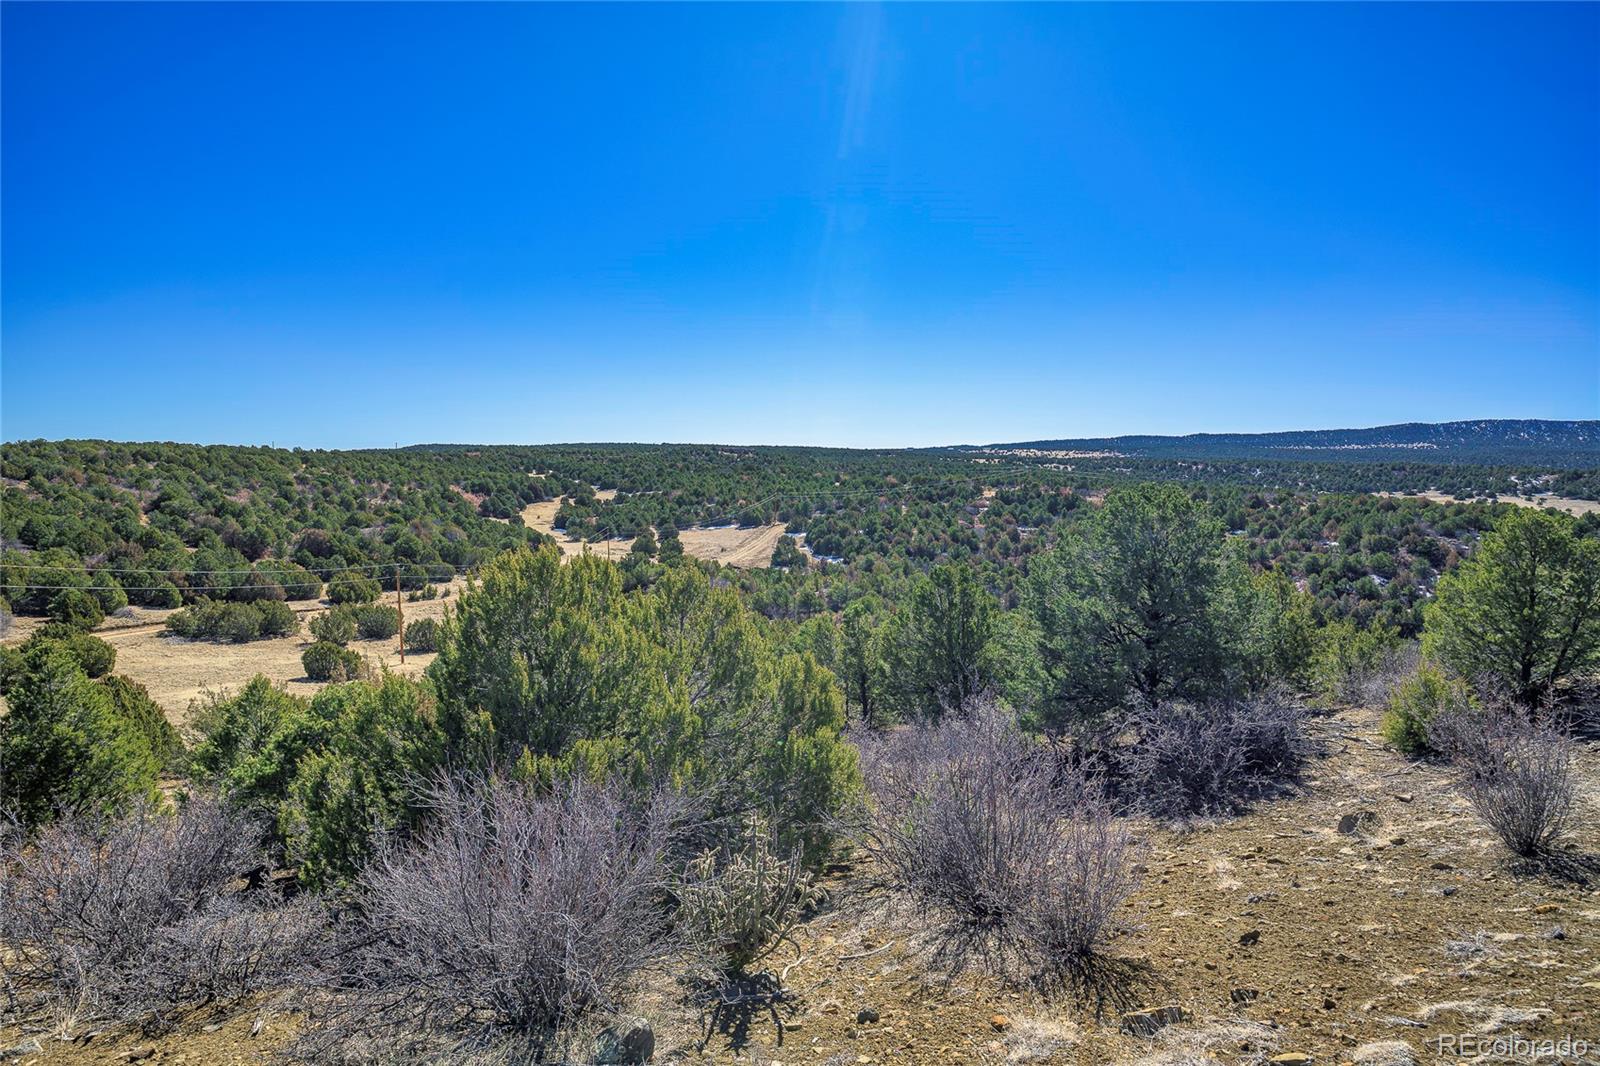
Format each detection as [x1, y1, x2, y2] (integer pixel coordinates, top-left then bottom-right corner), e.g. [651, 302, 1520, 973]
[967, 419, 1600, 467]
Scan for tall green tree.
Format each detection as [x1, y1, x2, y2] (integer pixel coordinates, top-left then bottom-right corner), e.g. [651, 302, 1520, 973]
[1424, 507, 1600, 706]
[1028, 484, 1240, 723]
[881, 563, 999, 720]
[838, 596, 887, 726]
[427, 546, 859, 866]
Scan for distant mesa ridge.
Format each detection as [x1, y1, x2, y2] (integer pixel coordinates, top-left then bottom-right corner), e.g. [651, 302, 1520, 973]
[959, 419, 1600, 468]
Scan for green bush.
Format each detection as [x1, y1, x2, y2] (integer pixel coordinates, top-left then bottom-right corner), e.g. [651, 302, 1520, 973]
[12, 625, 119, 680]
[190, 673, 442, 888]
[101, 674, 185, 771]
[47, 588, 104, 631]
[165, 599, 296, 643]
[0, 646, 160, 826]
[302, 641, 364, 682]
[58, 630, 117, 678]
[259, 562, 323, 601]
[89, 571, 129, 615]
[1313, 619, 1403, 704]
[309, 607, 356, 645]
[1382, 664, 1471, 755]
[403, 617, 439, 653]
[327, 571, 382, 605]
[255, 599, 299, 638]
[354, 604, 401, 640]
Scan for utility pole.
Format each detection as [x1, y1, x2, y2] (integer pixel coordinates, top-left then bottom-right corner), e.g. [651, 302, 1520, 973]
[396, 567, 404, 665]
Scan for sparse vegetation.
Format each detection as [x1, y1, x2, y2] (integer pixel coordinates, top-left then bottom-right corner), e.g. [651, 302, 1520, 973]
[2, 436, 1595, 1060]
[1116, 689, 1313, 817]
[295, 775, 677, 1060]
[855, 709, 1140, 987]
[0, 796, 325, 1027]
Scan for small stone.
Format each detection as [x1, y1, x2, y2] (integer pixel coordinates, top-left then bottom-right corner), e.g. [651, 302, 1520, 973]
[596, 1018, 655, 1065]
[1120, 1005, 1185, 1036]
[1270, 1055, 1314, 1066]
[1230, 987, 1259, 1003]
[1394, 793, 1414, 803]
[1239, 929, 1262, 947]
[1338, 811, 1378, 835]
[1441, 886, 1458, 897]
[1534, 903, 1560, 914]
[989, 1015, 1010, 1032]
[1323, 996, 1337, 1010]
[1388, 836, 1406, 846]
[855, 1008, 879, 1025]
[1429, 861, 1452, 871]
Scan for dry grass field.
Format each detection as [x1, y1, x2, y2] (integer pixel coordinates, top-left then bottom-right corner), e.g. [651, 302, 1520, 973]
[1374, 490, 1600, 517]
[521, 491, 788, 569]
[3, 581, 466, 727]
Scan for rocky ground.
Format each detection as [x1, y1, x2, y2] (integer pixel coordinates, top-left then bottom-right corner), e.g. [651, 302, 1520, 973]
[4, 703, 1596, 1065]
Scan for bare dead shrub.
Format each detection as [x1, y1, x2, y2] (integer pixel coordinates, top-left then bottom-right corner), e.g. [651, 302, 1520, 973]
[854, 709, 1139, 989]
[296, 774, 678, 1063]
[1345, 642, 1421, 708]
[1115, 688, 1313, 818]
[0, 794, 323, 1029]
[1431, 704, 1574, 857]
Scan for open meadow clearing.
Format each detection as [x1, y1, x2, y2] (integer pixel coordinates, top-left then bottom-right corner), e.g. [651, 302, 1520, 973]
[521, 491, 788, 568]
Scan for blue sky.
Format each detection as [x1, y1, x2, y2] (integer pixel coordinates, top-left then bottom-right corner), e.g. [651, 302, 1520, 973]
[3, 3, 1596, 448]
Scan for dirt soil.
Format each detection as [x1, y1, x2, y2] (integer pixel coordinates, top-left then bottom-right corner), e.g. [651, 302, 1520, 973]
[6, 702, 1595, 1065]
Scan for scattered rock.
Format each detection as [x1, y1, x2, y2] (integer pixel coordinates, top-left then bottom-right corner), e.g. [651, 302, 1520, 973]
[2, 1039, 43, 1060]
[1338, 811, 1378, 835]
[1239, 929, 1262, 947]
[1120, 1005, 1185, 1036]
[596, 1018, 655, 1065]
[855, 1008, 880, 1025]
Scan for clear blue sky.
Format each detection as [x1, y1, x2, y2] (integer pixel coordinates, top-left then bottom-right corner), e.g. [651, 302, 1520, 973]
[3, 3, 1596, 448]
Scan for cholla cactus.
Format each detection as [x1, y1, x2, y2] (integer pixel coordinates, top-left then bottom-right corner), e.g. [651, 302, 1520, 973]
[676, 815, 818, 976]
